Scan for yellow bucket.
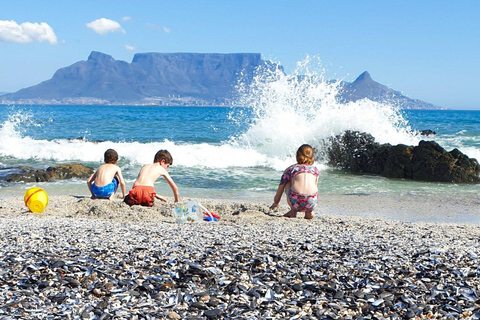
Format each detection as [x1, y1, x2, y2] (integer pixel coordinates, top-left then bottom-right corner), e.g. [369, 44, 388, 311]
[24, 187, 49, 213]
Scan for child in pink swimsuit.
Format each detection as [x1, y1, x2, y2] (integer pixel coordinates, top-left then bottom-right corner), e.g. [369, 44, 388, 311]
[270, 144, 319, 219]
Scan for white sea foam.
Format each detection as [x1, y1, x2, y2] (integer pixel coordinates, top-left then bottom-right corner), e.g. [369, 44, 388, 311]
[460, 147, 480, 161]
[231, 55, 419, 167]
[0, 113, 274, 168]
[0, 62, 427, 173]
[1, 57, 476, 173]
[435, 133, 480, 161]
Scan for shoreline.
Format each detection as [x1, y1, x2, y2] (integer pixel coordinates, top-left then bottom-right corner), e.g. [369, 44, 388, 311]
[2, 189, 479, 224]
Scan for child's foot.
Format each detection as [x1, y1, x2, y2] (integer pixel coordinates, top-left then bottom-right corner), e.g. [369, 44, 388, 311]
[304, 211, 314, 219]
[283, 210, 297, 218]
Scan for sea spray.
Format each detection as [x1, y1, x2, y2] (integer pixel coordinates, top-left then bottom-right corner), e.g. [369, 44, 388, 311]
[0, 63, 419, 173]
[1, 57, 475, 176]
[0, 97, 478, 198]
[231, 55, 419, 168]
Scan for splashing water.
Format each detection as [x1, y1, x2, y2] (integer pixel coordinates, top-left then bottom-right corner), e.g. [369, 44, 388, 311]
[0, 109, 273, 174]
[231, 56, 419, 168]
[0, 57, 421, 173]
[0, 110, 36, 139]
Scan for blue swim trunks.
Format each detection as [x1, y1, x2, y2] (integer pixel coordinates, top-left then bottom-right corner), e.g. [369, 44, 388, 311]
[91, 177, 118, 199]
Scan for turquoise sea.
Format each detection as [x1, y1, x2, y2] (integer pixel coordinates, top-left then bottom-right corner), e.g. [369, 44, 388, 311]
[0, 68, 479, 204]
[0, 106, 478, 201]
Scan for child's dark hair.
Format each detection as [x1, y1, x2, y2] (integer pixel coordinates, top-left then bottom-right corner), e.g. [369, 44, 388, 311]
[154, 150, 173, 165]
[296, 144, 315, 165]
[104, 149, 118, 164]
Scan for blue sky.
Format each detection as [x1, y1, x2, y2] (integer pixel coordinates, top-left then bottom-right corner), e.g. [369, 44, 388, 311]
[1, 0, 479, 109]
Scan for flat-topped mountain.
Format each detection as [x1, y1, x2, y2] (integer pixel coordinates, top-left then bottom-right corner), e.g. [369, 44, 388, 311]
[2, 52, 276, 106]
[1, 52, 442, 109]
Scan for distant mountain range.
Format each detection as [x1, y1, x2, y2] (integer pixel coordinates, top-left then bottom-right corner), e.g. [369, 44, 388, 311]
[339, 71, 442, 110]
[0, 51, 443, 109]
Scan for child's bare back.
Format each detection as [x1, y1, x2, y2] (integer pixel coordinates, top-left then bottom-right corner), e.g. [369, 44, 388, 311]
[270, 144, 319, 219]
[134, 163, 167, 187]
[124, 150, 179, 206]
[93, 163, 122, 187]
[87, 149, 126, 200]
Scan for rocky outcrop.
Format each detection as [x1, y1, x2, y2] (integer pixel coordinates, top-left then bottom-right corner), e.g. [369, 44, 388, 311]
[328, 131, 480, 183]
[3, 163, 93, 183]
[419, 129, 436, 136]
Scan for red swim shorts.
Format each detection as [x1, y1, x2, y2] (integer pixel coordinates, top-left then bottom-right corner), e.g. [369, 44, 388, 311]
[124, 185, 156, 207]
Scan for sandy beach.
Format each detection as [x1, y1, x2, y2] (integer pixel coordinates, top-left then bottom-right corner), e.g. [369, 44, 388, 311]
[1, 193, 480, 318]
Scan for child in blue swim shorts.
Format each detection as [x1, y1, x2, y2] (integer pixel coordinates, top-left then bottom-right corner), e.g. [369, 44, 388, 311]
[270, 144, 320, 219]
[87, 149, 126, 200]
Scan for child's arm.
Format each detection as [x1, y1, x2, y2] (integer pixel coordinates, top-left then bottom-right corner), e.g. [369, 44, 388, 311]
[163, 173, 179, 202]
[115, 168, 127, 199]
[270, 183, 286, 209]
[155, 195, 167, 202]
[86, 172, 97, 198]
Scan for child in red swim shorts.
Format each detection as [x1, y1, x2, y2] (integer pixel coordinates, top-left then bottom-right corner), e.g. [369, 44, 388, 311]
[124, 150, 179, 207]
[270, 144, 319, 219]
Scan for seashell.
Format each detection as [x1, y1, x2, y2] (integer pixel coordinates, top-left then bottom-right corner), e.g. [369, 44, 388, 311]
[264, 289, 275, 301]
[371, 298, 384, 307]
[203, 308, 222, 317]
[190, 302, 208, 310]
[68, 279, 81, 288]
[205, 267, 222, 275]
[285, 307, 299, 315]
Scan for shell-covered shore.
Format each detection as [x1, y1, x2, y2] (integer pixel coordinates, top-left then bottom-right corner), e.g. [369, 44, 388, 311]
[1, 195, 480, 319]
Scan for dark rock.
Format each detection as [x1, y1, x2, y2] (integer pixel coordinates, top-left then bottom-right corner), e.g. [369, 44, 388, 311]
[69, 137, 104, 143]
[383, 144, 413, 178]
[420, 129, 436, 136]
[5, 167, 55, 183]
[328, 131, 480, 183]
[4, 163, 94, 183]
[46, 163, 94, 179]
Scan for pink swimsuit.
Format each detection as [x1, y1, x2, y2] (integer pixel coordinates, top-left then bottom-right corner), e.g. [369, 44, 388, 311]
[280, 165, 319, 212]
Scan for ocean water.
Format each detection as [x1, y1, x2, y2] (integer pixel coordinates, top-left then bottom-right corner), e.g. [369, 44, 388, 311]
[0, 62, 479, 203]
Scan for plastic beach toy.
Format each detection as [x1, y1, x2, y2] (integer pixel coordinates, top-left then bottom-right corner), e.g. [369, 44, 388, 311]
[203, 211, 220, 221]
[172, 205, 198, 223]
[24, 187, 49, 213]
[172, 199, 219, 223]
[190, 200, 219, 222]
[204, 216, 218, 222]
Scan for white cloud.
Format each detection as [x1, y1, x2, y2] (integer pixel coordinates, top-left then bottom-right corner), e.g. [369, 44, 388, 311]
[122, 16, 132, 22]
[86, 18, 125, 35]
[0, 20, 58, 44]
[125, 44, 136, 51]
[147, 23, 171, 34]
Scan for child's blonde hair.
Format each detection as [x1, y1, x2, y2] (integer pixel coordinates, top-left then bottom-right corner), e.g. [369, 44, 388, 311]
[296, 144, 315, 165]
